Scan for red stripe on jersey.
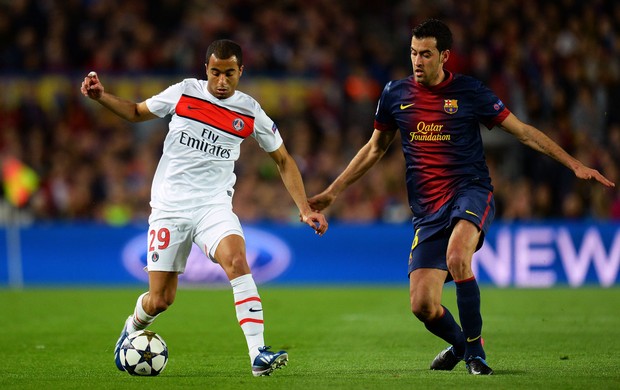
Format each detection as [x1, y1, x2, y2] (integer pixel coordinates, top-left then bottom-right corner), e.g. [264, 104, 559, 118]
[239, 318, 264, 326]
[484, 107, 511, 129]
[235, 296, 261, 306]
[374, 120, 397, 132]
[175, 94, 255, 139]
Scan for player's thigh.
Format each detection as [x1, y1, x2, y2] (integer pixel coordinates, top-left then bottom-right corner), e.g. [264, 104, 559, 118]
[408, 228, 450, 316]
[450, 186, 495, 249]
[408, 228, 449, 277]
[445, 219, 480, 280]
[446, 219, 480, 261]
[213, 234, 250, 278]
[194, 202, 246, 266]
[147, 211, 194, 273]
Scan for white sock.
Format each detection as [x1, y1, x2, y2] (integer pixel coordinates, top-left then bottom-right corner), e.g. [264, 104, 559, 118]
[126, 292, 157, 334]
[231, 274, 265, 362]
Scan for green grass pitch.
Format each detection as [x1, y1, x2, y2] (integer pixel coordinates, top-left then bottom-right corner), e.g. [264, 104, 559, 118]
[1, 286, 619, 389]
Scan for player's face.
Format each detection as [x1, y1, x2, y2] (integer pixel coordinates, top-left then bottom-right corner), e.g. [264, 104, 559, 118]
[206, 55, 243, 99]
[410, 37, 449, 87]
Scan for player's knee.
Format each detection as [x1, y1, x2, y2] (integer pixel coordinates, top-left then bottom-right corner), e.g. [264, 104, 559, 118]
[411, 301, 441, 322]
[219, 254, 251, 279]
[446, 252, 469, 278]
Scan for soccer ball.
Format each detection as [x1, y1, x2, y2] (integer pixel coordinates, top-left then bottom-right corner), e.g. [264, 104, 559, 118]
[119, 330, 169, 376]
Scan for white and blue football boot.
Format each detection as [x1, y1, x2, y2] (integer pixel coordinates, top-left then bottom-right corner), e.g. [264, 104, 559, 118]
[114, 316, 131, 371]
[251, 346, 288, 377]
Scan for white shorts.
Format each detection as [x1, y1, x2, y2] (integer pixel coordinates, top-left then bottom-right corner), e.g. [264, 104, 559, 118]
[146, 197, 244, 273]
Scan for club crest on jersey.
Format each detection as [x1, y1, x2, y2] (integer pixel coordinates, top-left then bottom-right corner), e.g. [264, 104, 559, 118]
[233, 118, 245, 131]
[444, 99, 458, 114]
[151, 252, 159, 262]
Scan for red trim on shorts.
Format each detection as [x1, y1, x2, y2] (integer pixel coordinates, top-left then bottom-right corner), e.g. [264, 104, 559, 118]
[235, 296, 261, 305]
[478, 191, 492, 229]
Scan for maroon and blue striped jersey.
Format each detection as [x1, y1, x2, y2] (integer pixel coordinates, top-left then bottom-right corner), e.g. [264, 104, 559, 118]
[374, 71, 510, 218]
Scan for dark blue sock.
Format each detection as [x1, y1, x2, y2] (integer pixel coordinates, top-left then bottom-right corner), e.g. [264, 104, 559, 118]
[455, 276, 485, 360]
[424, 305, 466, 358]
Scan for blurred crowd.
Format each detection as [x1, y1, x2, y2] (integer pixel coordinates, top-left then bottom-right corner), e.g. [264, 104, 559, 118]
[1, 0, 619, 225]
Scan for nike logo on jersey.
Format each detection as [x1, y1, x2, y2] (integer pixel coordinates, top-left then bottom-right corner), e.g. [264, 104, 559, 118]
[249, 307, 263, 312]
[466, 335, 481, 343]
[400, 103, 415, 110]
[187, 105, 201, 110]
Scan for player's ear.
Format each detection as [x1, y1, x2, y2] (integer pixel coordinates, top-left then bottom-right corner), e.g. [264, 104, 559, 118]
[441, 50, 450, 64]
[239, 65, 244, 77]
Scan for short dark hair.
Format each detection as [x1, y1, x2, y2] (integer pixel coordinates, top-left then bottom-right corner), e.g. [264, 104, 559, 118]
[206, 39, 243, 67]
[412, 19, 453, 52]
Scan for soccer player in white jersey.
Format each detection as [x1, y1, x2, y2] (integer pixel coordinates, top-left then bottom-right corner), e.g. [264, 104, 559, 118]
[80, 39, 328, 377]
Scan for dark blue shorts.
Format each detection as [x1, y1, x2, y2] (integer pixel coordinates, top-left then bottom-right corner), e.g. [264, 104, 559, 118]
[407, 186, 495, 279]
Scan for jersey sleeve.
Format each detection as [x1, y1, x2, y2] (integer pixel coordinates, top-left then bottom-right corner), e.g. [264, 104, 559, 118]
[374, 81, 398, 131]
[474, 81, 511, 129]
[145, 80, 186, 118]
[252, 107, 283, 153]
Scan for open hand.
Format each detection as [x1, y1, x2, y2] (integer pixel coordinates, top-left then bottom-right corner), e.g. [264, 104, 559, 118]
[574, 165, 615, 188]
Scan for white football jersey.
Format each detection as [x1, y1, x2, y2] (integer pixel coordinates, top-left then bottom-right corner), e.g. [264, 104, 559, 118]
[145, 78, 283, 211]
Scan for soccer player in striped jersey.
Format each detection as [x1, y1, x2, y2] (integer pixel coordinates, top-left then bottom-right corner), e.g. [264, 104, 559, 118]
[309, 19, 614, 375]
[81, 39, 328, 377]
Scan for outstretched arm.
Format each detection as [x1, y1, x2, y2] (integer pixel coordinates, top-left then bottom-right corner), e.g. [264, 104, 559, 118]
[269, 144, 328, 235]
[308, 129, 397, 211]
[500, 113, 615, 187]
[80, 71, 157, 123]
